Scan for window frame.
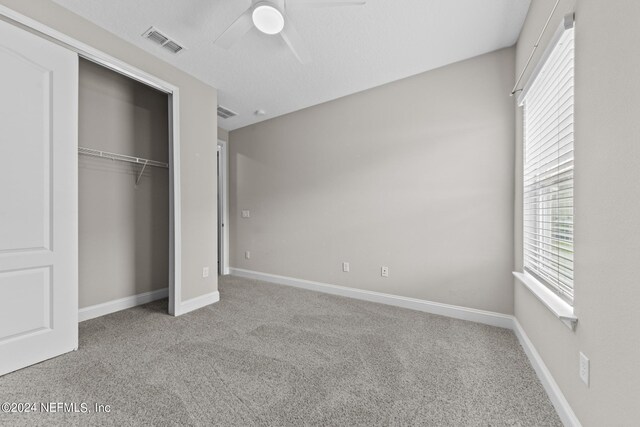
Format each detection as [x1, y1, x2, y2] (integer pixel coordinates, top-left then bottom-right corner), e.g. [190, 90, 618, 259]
[514, 14, 577, 329]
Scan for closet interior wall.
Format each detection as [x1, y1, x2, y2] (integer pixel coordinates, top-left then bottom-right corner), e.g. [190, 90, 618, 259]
[78, 58, 169, 309]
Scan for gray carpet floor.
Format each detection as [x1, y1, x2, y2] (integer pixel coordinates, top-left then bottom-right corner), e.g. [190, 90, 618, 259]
[0, 275, 561, 426]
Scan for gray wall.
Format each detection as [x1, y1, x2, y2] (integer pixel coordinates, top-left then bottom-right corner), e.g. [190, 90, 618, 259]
[0, 0, 218, 302]
[218, 127, 229, 142]
[514, 0, 640, 425]
[78, 59, 168, 308]
[229, 47, 515, 314]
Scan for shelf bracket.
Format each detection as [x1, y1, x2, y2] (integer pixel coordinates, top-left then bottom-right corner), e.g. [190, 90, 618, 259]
[135, 160, 148, 186]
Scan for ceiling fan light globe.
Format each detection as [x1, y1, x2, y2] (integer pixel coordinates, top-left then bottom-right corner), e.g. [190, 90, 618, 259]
[252, 4, 285, 35]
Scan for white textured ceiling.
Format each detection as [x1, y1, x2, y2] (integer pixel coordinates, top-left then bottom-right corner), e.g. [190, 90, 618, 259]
[52, 0, 530, 130]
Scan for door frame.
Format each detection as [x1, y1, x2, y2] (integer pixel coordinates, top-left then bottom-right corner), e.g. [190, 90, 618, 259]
[217, 139, 230, 275]
[0, 6, 183, 316]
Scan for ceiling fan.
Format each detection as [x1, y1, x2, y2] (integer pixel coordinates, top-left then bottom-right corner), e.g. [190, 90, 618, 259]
[214, 0, 367, 64]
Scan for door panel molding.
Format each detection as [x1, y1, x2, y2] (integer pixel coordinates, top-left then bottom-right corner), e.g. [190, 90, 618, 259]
[0, 17, 78, 376]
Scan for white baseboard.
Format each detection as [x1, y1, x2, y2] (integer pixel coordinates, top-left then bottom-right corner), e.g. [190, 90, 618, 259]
[229, 267, 580, 426]
[512, 319, 582, 427]
[229, 268, 513, 329]
[79, 288, 168, 322]
[176, 291, 220, 316]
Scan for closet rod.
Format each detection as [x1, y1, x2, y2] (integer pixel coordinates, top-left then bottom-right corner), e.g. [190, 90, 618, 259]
[78, 146, 168, 168]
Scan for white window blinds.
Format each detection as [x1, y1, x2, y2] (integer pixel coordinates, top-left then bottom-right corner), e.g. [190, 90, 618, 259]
[521, 26, 575, 305]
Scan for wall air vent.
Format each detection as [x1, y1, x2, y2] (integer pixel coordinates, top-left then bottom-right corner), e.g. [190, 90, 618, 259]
[142, 27, 185, 54]
[217, 106, 238, 119]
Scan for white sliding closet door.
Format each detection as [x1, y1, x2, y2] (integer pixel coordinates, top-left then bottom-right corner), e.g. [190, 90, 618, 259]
[0, 19, 78, 376]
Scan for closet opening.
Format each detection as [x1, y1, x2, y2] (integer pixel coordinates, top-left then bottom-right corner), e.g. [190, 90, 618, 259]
[78, 58, 176, 319]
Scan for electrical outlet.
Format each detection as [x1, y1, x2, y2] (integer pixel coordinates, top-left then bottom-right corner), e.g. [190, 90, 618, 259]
[579, 352, 590, 386]
[342, 262, 350, 272]
[381, 266, 389, 277]
[245, 251, 251, 260]
[241, 210, 250, 218]
[202, 267, 209, 278]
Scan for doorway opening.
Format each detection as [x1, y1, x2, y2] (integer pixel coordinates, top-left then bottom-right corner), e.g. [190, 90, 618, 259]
[217, 140, 229, 276]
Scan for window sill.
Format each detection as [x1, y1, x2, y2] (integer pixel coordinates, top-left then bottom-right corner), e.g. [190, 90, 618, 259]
[513, 272, 578, 331]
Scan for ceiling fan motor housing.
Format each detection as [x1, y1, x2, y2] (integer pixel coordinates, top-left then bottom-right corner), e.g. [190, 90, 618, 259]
[252, 1, 286, 35]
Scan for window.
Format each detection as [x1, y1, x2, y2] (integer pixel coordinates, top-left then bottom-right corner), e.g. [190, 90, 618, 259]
[521, 25, 575, 305]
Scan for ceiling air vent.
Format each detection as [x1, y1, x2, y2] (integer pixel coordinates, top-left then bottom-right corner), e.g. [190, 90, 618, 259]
[163, 40, 183, 54]
[142, 27, 185, 54]
[217, 106, 238, 119]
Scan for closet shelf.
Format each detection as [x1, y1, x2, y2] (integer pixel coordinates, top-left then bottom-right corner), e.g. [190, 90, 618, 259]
[78, 146, 168, 185]
[78, 146, 169, 168]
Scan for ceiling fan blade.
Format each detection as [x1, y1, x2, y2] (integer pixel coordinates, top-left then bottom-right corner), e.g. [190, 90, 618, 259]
[214, 8, 254, 49]
[280, 19, 312, 64]
[288, 0, 366, 9]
